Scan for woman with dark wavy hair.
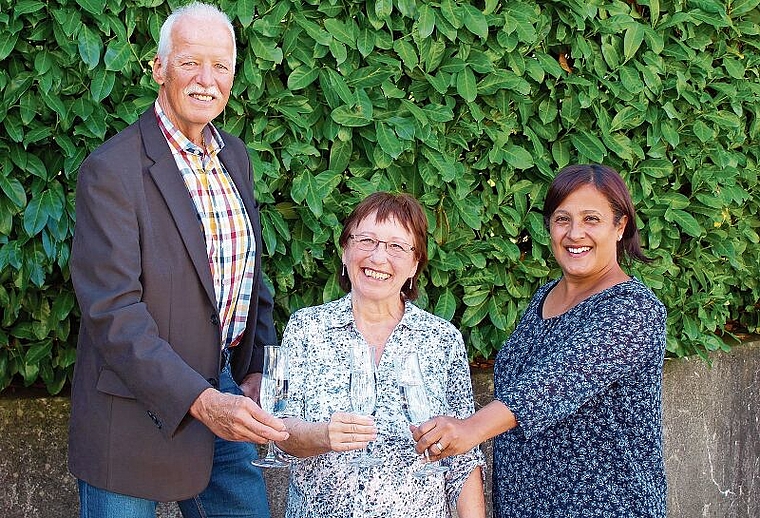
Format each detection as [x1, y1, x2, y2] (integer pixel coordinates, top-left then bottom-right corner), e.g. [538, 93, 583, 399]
[415, 164, 667, 517]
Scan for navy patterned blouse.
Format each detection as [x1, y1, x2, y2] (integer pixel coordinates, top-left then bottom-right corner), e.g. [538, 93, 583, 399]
[282, 293, 485, 518]
[493, 277, 667, 517]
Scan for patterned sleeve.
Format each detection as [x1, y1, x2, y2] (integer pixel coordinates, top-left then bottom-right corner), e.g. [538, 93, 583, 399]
[497, 286, 666, 439]
[441, 325, 487, 508]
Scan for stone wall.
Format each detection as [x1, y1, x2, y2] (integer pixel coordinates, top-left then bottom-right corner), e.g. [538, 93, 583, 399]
[1, 340, 758, 517]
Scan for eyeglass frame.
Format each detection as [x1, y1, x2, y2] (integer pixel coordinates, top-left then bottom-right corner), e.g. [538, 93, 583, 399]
[348, 234, 416, 257]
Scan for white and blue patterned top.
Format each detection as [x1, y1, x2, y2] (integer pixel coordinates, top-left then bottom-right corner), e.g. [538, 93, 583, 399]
[282, 293, 485, 518]
[493, 277, 667, 517]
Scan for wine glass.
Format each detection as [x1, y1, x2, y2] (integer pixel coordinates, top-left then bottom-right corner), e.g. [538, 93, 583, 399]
[348, 344, 382, 467]
[396, 351, 449, 478]
[251, 344, 290, 468]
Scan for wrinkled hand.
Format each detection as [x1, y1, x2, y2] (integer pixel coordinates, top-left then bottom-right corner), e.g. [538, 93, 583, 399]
[239, 372, 262, 405]
[325, 412, 377, 452]
[190, 388, 289, 445]
[411, 415, 474, 461]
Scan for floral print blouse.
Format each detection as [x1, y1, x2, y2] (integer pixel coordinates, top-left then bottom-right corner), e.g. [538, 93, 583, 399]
[281, 293, 485, 518]
[493, 277, 667, 517]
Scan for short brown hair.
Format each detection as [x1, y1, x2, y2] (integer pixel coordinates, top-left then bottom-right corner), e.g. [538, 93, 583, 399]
[338, 192, 428, 300]
[543, 164, 651, 265]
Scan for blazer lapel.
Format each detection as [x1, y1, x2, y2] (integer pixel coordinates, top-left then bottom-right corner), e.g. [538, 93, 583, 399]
[139, 110, 217, 306]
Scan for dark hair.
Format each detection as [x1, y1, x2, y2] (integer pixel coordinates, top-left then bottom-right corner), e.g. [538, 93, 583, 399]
[338, 192, 429, 300]
[543, 164, 651, 265]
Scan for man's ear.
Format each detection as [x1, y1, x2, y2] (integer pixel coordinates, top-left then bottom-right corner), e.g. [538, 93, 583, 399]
[152, 55, 165, 85]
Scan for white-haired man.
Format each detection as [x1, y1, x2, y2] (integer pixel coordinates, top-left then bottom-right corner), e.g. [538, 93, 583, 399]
[68, 3, 287, 517]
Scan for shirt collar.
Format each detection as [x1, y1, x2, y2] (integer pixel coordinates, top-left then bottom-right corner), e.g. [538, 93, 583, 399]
[153, 100, 225, 156]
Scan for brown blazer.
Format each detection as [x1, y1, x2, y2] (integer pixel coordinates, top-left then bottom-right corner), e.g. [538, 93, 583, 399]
[68, 109, 276, 501]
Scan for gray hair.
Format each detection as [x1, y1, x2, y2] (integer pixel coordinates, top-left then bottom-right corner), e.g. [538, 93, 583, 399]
[156, 2, 237, 69]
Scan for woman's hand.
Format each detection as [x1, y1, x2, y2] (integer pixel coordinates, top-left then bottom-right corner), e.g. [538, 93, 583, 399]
[410, 416, 475, 461]
[412, 400, 517, 461]
[325, 411, 377, 452]
[277, 411, 377, 458]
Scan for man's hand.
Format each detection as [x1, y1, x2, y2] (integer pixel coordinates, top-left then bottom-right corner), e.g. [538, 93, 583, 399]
[190, 387, 289, 444]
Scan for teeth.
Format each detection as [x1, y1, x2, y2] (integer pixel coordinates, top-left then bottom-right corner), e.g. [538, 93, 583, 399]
[192, 94, 213, 101]
[567, 246, 591, 254]
[364, 268, 390, 280]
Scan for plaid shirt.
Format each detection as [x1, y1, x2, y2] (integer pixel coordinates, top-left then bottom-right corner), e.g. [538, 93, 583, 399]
[155, 101, 255, 349]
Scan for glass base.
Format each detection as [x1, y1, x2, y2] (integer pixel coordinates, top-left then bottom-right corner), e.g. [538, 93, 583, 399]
[348, 454, 383, 468]
[413, 461, 448, 479]
[251, 455, 289, 468]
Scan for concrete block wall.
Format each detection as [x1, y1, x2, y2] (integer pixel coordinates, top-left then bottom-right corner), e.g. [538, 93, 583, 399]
[1, 340, 758, 517]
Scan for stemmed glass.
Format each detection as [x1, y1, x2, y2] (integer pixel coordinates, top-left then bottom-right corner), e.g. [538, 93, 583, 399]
[252, 344, 290, 468]
[348, 344, 382, 467]
[396, 351, 449, 478]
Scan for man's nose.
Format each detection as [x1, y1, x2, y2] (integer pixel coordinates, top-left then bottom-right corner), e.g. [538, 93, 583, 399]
[196, 63, 215, 85]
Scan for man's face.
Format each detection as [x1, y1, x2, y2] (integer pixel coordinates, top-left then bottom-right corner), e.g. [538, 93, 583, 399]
[152, 14, 235, 143]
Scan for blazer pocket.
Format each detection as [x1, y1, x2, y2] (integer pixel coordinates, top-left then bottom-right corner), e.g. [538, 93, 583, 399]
[96, 368, 136, 399]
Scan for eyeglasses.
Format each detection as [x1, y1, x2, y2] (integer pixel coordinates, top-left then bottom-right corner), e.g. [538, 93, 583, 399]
[348, 234, 416, 257]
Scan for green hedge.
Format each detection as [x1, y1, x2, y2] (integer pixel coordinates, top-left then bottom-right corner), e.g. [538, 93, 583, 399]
[1, 0, 759, 394]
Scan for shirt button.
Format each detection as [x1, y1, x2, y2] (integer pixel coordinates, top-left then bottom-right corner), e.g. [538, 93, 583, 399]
[210, 314, 220, 326]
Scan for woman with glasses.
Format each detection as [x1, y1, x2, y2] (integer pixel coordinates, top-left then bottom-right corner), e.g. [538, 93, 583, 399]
[413, 164, 667, 518]
[275, 192, 486, 518]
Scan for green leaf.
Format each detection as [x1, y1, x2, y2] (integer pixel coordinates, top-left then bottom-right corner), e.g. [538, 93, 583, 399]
[331, 105, 372, 127]
[75, 0, 104, 15]
[357, 29, 375, 57]
[77, 25, 102, 70]
[417, 5, 435, 38]
[731, 0, 760, 16]
[0, 33, 19, 61]
[250, 33, 283, 63]
[237, 0, 256, 27]
[324, 19, 356, 47]
[421, 148, 456, 181]
[623, 24, 645, 62]
[638, 159, 673, 178]
[376, 122, 403, 159]
[14, 0, 45, 14]
[104, 40, 132, 71]
[434, 289, 456, 320]
[90, 68, 116, 102]
[570, 132, 606, 163]
[394, 39, 418, 70]
[503, 144, 534, 169]
[692, 120, 714, 142]
[288, 66, 320, 90]
[329, 139, 352, 172]
[456, 67, 477, 102]
[665, 208, 703, 238]
[375, 0, 393, 19]
[463, 5, 489, 39]
[0, 175, 26, 208]
[23, 196, 49, 236]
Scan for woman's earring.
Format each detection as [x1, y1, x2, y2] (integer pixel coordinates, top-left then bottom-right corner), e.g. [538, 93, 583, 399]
[342, 264, 346, 276]
[408, 277, 413, 290]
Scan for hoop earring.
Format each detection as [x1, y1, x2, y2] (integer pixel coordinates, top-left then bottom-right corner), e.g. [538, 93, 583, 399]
[342, 264, 346, 276]
[408, 277, 413, 291]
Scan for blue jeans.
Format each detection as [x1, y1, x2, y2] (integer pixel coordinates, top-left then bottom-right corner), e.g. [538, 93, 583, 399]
[78, 365, 271, 518]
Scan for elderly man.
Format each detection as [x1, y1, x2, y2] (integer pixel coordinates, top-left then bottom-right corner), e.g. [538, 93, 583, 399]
[68, 3, 287, 517]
